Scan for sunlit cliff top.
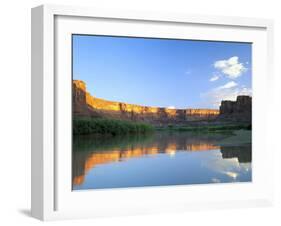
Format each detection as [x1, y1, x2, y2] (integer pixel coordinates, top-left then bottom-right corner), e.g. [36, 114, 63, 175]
[73, 80, 219, 113]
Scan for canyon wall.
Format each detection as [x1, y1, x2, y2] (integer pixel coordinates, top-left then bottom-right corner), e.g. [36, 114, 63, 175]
[73, 80, 219, 125]
[219, 96, 252, 122]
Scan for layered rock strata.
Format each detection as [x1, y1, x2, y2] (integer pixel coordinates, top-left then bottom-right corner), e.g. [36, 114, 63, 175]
[219, 96, 252, 122]
[73, 80, 220, 125]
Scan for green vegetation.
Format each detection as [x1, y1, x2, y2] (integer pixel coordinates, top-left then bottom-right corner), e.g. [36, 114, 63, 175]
[73, 117, 251, 137]
[73, 117, 154, 135]
[157, 123, 251, 133]
[216, 130, 252, 146]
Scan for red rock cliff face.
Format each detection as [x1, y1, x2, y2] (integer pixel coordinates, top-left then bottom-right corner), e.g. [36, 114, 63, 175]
[219, 96, 252, 122]
[73, 80, 219, 125]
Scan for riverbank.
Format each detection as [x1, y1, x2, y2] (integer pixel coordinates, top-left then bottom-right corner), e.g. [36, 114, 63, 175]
[73, 117, 154, 135]
[216, 130, 252, 146]
[156, 123, 251, 133]
[73, 116, 252, 136]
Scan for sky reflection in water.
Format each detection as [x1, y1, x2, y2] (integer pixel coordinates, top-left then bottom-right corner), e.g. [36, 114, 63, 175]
[72, 132, 251, 190]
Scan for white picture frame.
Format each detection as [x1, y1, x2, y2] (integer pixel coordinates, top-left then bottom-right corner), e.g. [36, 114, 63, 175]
[31, 4, 274, 221]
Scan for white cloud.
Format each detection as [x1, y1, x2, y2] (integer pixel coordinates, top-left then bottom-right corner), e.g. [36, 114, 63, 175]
[209, 74, 220, 82]
[201, 84, 252, 108]
[214, 56, 247, 79]
[237, 87, 252, 97]
[224, 171, 238, 180]
[167, 106, 176, 109]
[217, 81, 238, 90]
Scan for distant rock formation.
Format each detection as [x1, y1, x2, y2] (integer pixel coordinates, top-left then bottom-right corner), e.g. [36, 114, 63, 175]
[73, 80, 219, 125]
[219, 96, 252, 123]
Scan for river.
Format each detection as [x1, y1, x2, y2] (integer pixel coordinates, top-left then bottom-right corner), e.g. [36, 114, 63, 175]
[72, 131, 251, 190]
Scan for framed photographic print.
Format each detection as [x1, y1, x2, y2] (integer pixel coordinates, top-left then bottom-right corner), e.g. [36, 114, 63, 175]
[31, 4, 274, 221]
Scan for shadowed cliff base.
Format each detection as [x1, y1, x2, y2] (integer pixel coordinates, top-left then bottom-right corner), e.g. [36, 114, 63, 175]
[72, 80, 252, 134]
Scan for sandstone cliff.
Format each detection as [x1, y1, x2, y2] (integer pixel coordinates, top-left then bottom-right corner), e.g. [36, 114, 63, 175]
[219, 96, 252, 123]
[73, 80, 219, 125]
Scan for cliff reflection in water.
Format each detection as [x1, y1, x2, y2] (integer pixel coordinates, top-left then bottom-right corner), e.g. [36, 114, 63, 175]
[72, 132, 251, 190]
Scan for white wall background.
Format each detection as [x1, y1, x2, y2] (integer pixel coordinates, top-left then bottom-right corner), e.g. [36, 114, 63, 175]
[0, 0, 280, 225]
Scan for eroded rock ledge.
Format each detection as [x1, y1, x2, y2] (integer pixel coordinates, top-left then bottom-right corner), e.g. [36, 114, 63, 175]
[73, 80, 220, 125]
[219, 96, 252, 122]
[73, 80, 251, 125]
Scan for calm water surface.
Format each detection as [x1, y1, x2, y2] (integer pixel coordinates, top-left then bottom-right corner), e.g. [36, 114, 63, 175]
[72, 132, 251, 190]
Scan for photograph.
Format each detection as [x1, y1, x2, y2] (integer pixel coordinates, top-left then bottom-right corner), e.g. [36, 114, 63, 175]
[72, 34, 252, 190]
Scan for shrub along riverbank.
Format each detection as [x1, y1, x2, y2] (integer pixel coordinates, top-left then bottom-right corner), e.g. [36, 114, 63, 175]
[157, 123, 251, 133]
[73, 117, 251, 136]
[73, 117, 154, 135]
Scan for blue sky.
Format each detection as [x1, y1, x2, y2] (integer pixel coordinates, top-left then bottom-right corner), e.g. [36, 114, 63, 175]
[73, 35, 252, 109]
